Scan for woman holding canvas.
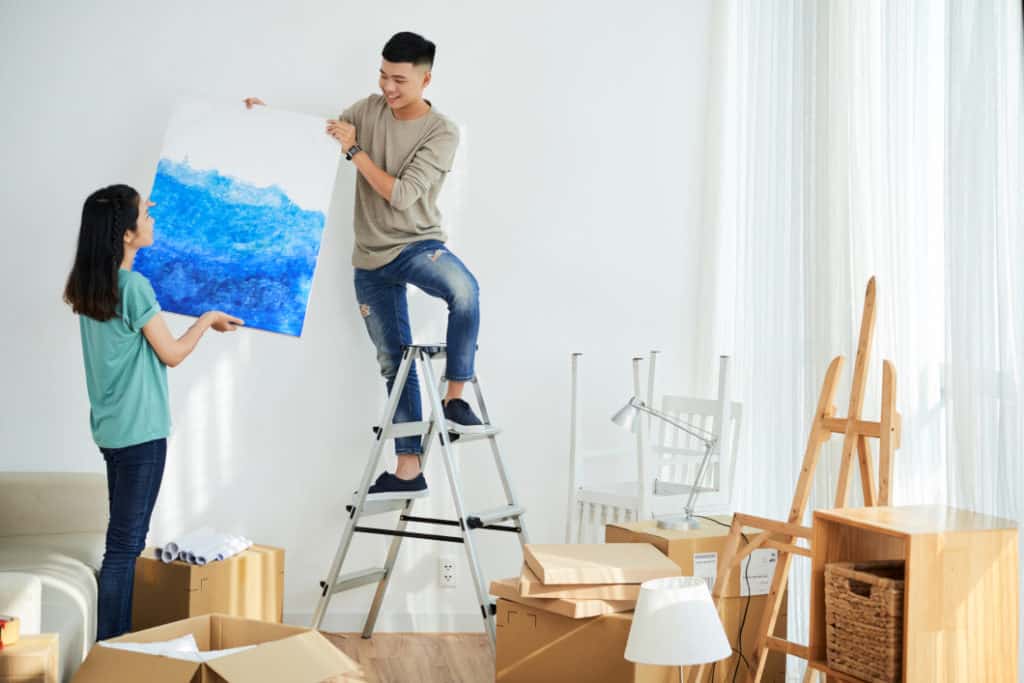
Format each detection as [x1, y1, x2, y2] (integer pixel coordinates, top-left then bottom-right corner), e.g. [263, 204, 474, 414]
[63, 184, 242, 639]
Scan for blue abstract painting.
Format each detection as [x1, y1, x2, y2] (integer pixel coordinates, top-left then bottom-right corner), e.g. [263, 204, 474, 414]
[135, 99, 340, 336]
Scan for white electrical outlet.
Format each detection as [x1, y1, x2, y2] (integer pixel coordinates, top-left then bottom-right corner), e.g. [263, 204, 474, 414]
[439, 556, 457, 588]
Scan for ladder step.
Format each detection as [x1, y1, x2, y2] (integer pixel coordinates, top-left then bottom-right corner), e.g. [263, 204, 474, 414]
[448, 424, 502, 443]
[347, 499, 408, 517]
[373, 422, 503, 442]
[374, 421, 432, 438]
[467, 505, 525, 529]
[402, 343, 449, 357]
[323, 568, 387, 596]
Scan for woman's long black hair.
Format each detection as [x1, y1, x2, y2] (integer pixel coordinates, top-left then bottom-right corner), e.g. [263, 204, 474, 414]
[63, 184, 141, 321]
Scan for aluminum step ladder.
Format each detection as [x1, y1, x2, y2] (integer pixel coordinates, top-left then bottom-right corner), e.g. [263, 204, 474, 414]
[311, 343, 529, 646]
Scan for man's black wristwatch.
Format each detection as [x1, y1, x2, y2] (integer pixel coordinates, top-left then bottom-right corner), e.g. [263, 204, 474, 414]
[345, 144, 362, 161]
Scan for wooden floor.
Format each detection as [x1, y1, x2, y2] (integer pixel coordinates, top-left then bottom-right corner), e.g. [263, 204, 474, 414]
[321, 632, 493, 683]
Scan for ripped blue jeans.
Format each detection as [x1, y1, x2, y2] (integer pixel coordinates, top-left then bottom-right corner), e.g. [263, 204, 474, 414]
[354, 240, 480, 456]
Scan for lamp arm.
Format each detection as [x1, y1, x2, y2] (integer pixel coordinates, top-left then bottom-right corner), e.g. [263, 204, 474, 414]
[632, 400, 718, 447]
[630, 398, 718, 519]
[683, 441, 715, 517]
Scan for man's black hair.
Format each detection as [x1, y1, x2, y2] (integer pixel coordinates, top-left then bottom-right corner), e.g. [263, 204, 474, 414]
[382, 32, 436, 68]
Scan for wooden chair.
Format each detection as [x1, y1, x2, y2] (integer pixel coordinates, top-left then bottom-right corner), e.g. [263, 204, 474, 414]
[566, 353, 742, 543]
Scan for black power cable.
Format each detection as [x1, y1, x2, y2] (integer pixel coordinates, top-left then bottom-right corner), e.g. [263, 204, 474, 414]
[693, 515, 754, 681]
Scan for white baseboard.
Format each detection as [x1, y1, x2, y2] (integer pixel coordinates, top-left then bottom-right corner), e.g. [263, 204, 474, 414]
[286, 610, 487, 634]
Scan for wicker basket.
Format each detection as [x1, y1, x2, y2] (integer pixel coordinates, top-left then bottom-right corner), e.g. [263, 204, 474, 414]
[825, 560, 905, 683]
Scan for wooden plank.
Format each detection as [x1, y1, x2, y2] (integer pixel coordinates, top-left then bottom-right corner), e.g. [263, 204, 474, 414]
[766, 636, 808, 659]
[814, 505, 1017, 535]
[848, 276, 877, 417]
[832, 434, 858, 509]
[731, 530, 771, 565]
[733, 513, 813, 539]
[856, 434, 877, 506]
[763, 539, 811, 558]
[821, 417, 884, 437]
[878, 360, 897, 505]
[709, 516, 745, 601]
[904, 525, 1018, 681]
[747, 551, 792, 683]
[791, 356, 844, 522]
[834, 277, 877, 508]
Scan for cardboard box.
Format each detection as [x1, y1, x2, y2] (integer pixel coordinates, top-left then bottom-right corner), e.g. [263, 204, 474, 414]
[681, 594, 788, 683]
[605, 517, 779, 598]
[523, 544, 681, 585]
[518, 565, 642, 600]
[495, 599, 677, 683]
[0, 633, 58, 683]
[73, 614, 361, 683]
[0, 616, 20, 647]
[132, 545, 284, 631]
[490, 577, 634, 618]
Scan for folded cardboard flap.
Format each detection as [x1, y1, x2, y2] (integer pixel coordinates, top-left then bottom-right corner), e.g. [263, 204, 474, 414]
[208, 615, 302, 650]
[73, 614, 360, 683]
[205, 630, 357, 682]
[490, 577, 634, 619]
[72, 646, 201, 683]
[518, 565, 642, 600]
[117, 614, 214, 647]
[523, 543, 682, 585]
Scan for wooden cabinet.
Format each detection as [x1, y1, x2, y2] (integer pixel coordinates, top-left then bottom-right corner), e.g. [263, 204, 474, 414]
[808, 505, 1018, 682]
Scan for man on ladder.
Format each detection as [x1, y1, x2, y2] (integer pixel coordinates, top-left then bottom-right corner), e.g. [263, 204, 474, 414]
[330, 30, 486, 498]
[247, 30, 485, 498]
[251, 31, 527, 645]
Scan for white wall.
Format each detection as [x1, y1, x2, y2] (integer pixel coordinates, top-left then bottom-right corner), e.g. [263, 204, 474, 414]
[0, 0, 712, 630]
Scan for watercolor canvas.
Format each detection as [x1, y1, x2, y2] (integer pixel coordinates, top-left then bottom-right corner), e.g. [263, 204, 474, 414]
[135, 98, 340, 336]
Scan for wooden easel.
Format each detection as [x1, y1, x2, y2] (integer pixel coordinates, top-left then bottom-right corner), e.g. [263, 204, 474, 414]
[689, 277, 902, 683]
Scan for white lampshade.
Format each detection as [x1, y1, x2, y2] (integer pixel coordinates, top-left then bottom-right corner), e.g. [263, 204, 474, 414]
[624, 576, 731, 666]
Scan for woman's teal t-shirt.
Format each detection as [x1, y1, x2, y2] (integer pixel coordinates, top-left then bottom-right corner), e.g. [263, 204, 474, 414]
[79, 269, 170, 448]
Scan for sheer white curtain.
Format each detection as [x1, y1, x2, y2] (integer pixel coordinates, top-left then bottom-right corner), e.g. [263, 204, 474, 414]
[696, 1, 1022, 679]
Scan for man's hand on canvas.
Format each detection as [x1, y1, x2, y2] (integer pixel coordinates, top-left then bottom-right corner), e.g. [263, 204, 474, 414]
[202, 311, 244, 332]
[326, 120, 357, 149]
[243, 97, 266, 109]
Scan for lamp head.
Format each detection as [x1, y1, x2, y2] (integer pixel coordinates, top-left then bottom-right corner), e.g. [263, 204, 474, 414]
[611, 396, 644, 432]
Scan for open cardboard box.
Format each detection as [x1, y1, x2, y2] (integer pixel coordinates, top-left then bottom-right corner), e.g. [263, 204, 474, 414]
[605, 517, 777, 598]
[72, 614, 362, 683]
[495, 598, 676, 683]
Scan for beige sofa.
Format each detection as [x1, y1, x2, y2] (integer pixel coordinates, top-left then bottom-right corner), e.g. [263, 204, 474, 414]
[0, 472, 108, 682]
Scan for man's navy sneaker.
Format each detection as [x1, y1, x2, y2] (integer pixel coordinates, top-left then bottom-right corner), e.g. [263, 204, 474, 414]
[363, 472, 428, 501]
[443, 398, 489, 434]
